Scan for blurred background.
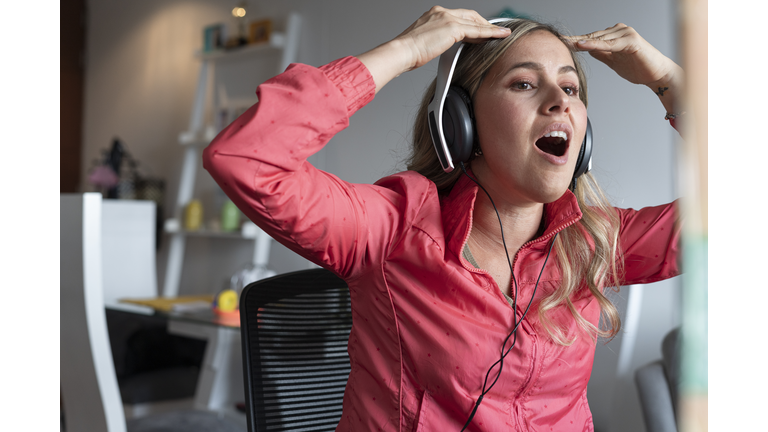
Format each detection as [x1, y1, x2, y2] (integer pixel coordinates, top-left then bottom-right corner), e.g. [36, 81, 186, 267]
[58, 0, 705, 431]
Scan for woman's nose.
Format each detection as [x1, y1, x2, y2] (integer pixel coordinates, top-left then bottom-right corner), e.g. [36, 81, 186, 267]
[541, 83, 570, 115]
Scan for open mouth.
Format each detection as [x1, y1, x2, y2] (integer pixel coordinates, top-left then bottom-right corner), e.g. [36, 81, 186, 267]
[535, 131, 568, 157]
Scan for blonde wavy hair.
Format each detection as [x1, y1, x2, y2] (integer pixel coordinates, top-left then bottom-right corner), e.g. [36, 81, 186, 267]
[408, 19, 623, 345]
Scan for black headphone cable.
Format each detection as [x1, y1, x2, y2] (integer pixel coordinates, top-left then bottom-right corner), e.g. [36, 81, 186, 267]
[458, 162, 559, 431]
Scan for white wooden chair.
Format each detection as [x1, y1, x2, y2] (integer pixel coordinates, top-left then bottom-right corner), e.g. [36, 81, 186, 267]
[99, 197, 205, 418]
[61, 193, 242, 432]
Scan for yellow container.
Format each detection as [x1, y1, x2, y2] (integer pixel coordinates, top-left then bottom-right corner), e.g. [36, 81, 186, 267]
[184, 199, 203, 231]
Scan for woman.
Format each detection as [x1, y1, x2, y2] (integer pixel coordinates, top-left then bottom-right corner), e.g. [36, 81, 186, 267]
[204, 7, 682, 431]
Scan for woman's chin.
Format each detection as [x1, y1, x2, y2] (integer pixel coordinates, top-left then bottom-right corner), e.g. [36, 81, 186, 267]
[536, 184, 571, 204]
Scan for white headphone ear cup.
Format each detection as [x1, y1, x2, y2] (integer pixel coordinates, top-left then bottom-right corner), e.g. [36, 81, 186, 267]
[443, 86, 475, 164]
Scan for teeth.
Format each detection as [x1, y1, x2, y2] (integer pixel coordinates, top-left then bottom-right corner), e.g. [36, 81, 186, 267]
[543, 131, 568, 141]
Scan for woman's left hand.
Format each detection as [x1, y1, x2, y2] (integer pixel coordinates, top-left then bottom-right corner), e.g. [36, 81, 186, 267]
[566, 24, 682, 89]
[567, 24, 683, 115]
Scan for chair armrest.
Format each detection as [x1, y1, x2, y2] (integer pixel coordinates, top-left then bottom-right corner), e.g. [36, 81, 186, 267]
[635, 360, 678, 432]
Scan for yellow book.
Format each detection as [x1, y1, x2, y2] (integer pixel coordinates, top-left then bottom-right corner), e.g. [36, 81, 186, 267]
[120, 295, 215, 313]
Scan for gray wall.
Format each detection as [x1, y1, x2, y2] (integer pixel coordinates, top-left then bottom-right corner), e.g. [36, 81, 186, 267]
[82, 1, 682, 430]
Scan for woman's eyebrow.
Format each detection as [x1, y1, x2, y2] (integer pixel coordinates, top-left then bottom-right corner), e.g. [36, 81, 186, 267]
[506, 61, 578, 75]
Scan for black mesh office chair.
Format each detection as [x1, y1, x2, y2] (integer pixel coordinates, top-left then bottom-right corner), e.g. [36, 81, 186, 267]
[239, 268, 352, 432]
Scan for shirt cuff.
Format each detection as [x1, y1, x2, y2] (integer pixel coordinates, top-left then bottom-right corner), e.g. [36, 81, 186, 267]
[320, 56, 376, 117]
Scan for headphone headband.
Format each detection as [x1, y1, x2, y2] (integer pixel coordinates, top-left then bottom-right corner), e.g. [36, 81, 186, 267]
[427, 18, 515, 172]
[427, 42, 464, 172]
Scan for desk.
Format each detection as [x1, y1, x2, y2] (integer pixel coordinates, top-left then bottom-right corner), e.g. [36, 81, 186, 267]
[108, 301, 244, 415]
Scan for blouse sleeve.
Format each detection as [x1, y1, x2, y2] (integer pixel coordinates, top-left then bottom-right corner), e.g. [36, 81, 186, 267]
[203, 57, 430, 279]
[616, 201, 682, 285]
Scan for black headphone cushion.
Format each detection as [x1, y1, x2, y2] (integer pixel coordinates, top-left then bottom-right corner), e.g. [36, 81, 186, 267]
[575, 139, 586, 173]
[572, 118, 592, 179]
[443, 86, 476, 164]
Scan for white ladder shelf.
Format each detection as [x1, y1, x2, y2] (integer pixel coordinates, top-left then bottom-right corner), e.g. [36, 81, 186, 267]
[162, 13, 302, 297]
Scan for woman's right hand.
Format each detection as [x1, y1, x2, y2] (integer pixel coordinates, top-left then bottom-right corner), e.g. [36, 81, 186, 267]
[356, 6, 510, 94]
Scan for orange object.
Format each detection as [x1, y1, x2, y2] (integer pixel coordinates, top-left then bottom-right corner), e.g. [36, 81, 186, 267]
[213, 307, 240, 326]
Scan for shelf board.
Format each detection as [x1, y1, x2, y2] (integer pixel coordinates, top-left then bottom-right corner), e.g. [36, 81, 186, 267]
[178, 136, 212, 147]
[166, 228, 257, 239]
[178, 129, 217, 147]
[164, 219, 263, 240]
[195, 33, 286, 61]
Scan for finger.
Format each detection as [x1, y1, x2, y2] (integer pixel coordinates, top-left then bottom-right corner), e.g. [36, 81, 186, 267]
[397, 10, 507, 49]
[567, 23, 629, 42]
[453, 9, 513, 35]
[461, 23, 512, 43]
[572, 37, 621, 52]
[439, 7, 506, 28]
[430, 6, 511, 42]
[425, 16, 509, 44]
[570, 28, 636, 52]
[418, 6, 488, 28]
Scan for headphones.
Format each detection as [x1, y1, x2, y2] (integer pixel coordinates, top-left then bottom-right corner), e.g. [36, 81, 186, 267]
[426, 18, 592, 183]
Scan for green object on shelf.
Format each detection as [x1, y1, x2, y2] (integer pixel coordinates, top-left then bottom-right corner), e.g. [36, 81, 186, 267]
[221, 200, 241, 232]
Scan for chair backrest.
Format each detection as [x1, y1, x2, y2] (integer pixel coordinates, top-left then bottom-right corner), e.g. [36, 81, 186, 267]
[634, 326, 681, 432]
[661, 327, 680, 416]
[61, 193, 128, 432]
[239, 268, 352, 432]
[101, 200, 158, 306]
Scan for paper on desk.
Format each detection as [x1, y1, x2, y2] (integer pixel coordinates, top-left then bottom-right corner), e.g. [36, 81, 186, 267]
[171, 301, 213, 313]
[120, 295, 214, 313]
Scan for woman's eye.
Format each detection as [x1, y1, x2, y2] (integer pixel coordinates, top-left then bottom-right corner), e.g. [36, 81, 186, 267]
[513, 81, 533, 90]
[563, 86, 579, 96]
